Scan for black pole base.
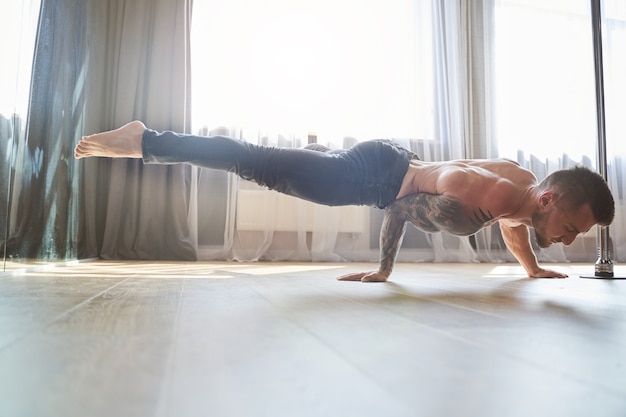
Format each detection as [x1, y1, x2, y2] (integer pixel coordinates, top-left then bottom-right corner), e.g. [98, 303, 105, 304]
[580, 272, 626, 279]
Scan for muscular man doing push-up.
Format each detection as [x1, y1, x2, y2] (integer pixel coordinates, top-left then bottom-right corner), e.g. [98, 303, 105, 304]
[74, 121, 615, 281]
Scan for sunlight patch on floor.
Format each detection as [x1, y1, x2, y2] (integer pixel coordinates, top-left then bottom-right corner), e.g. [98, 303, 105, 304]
[218, 263, 348, 276]
[481, 263, 626, 278]
[5, 260, 352, 279]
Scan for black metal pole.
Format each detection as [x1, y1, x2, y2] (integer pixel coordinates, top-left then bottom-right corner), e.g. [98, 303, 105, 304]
[589, 0, 613, 277]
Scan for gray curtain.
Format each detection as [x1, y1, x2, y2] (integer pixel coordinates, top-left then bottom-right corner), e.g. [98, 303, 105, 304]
[7, 0, 195, 262]
[6, 0, 84, 260]
[79, 0, 196, 260]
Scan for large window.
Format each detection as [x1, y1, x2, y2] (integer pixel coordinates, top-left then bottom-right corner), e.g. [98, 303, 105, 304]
[493, 0, 597, 160]
[603, 0, 626, 157]
[493, 0, 626, 160]
[1, 0, 41, 271]
[190, 0, 434, 142]
[0, 1, 39, 118]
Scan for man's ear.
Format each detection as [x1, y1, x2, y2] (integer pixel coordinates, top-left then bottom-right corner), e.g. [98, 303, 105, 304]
[539, 191, 555, 209]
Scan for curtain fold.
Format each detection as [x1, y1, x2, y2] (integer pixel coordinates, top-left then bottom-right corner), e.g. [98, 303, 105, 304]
[425, 0, 499, 263]
[79, 0, 196, 260]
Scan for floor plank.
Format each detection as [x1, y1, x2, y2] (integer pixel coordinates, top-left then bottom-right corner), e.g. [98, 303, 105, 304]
[0, 261, 625, 417]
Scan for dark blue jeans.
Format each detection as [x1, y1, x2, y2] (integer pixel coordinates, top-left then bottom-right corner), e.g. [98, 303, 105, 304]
[142, 129, 416, 209]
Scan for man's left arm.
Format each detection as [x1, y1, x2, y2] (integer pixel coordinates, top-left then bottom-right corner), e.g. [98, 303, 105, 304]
[498, 220, 568, 278]
[337, 202, 408, 282]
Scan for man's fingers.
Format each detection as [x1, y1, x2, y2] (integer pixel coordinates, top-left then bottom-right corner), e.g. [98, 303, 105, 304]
[530, 268, 569, 278]
[337, 271, 389, 282]
[337, 272, 367, 281]
[361, 273, 389, 282]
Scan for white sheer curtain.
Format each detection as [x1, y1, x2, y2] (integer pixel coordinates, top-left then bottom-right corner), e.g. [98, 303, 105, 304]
[601, 0, 626, 261]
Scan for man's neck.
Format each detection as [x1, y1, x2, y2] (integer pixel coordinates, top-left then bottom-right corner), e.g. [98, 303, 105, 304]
[500, 186, 538, 226]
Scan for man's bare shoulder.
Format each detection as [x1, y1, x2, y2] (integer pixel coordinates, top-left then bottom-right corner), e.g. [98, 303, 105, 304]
[399, 158, 536, 201]
[440, 159, 534, 190]
[436, 159, 535, 218]
[494, 157, 520, 166]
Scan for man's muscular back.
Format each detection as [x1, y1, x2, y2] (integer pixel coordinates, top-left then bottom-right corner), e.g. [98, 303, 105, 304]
[396, 158, 537, 229]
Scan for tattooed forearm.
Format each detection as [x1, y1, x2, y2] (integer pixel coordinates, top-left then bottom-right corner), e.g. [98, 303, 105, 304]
[387, 193, 494, 237]
[378, 207, 408, 276]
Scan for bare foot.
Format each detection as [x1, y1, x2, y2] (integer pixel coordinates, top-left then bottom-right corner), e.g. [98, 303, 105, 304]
[74, 120, 146, 159]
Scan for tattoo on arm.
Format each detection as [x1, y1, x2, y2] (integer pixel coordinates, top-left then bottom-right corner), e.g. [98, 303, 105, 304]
[379, 207, 408, 277]
[471, 207, 495, 230]
[378, 193, 495, 275]
[391, 193, 493, 236]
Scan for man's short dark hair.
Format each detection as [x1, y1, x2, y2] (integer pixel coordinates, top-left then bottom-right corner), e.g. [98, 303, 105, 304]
[540, 166, 615, 226]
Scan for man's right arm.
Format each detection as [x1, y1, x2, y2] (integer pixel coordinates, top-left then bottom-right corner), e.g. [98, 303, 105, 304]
[499, 220, 568, 278]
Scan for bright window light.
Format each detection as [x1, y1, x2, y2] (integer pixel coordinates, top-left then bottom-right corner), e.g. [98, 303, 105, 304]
[493, 0, 597, 160]
[0, 0, 41, 117]
[190, 0, 432, 142]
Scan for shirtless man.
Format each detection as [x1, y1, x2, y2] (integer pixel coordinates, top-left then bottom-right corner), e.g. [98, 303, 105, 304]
[75, 121, 615, 281]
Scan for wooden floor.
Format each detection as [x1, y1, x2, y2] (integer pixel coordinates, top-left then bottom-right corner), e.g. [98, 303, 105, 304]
[1, 261, 626, 417]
